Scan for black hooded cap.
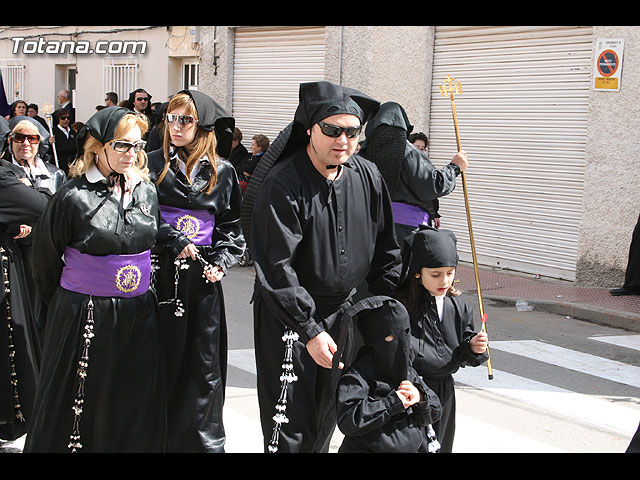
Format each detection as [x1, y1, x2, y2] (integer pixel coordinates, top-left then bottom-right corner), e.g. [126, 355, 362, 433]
[75, 106, 131, 158]
[3, 115, 51, 159]
[401, 226, 459, 284]
[178, 89, 235, 158]
[354, 296, 412, 385]
[294, 81, 380, 129]
[127, 88, 153, 114]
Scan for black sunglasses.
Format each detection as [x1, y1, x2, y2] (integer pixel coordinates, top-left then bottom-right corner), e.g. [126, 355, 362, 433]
[111, 140, 147, 153]
[135, 97, 149, 102]
[317, 121, 362, 139]
[166, 114, 196, 126]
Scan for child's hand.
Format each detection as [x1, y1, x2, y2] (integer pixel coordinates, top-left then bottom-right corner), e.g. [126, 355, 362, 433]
[470, 331, 488, 354]
[396, 380, 420, 409]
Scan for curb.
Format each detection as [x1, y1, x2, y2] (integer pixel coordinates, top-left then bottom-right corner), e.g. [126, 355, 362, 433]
[482, 294, 640, 334]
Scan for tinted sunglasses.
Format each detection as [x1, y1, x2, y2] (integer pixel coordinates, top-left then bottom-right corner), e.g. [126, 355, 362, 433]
[12, 133, 40, 144]
[136, 97, 149, 102]
[166, 114, 196, 126]
[111, 140, 147, 153]
[317, 121, 362, 139]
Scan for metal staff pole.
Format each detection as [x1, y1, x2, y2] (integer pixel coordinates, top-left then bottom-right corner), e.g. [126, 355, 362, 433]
[440, 74, 493, 380]
[42, 103, 59, 168]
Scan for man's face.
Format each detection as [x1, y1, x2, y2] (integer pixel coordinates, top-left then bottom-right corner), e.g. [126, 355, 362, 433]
[306, 113, 361, 172]
[134, 92, 149, 112]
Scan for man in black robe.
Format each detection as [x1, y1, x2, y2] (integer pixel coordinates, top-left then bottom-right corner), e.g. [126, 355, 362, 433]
[242, 81, 401, 453]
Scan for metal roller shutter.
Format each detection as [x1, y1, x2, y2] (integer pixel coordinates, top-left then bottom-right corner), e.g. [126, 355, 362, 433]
[232, 26, 325, 148]
[428, 26, 593, 280]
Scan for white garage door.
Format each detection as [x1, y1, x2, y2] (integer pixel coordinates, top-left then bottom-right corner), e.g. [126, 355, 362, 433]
[232, 26, 326, 148]
[428, 26, 593, 280]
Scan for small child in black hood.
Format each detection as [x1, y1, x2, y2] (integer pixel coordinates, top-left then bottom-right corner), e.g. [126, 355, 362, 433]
[396, 226, 489, 453]
[335, 296, 443, 453]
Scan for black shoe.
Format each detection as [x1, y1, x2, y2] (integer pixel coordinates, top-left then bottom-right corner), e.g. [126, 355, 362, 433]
[609, 286, 640, 296]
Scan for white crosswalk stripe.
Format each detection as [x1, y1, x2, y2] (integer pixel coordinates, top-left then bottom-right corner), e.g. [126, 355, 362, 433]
[489, 339, 640, 389]
[223, 334, 640, 453]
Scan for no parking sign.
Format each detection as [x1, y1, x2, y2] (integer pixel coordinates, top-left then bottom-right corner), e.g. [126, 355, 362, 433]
[594, 39, 624, 91]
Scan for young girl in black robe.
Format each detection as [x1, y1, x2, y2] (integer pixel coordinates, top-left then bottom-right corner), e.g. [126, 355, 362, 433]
[335, 296, 442, 453]
[25, 106, 167, 452]
[148, 90, 244, 453]
[396, 226, 489, 453]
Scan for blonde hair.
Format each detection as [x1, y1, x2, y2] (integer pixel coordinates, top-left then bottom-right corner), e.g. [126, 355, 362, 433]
[11, 119, 40, 138]
[157, 92, 218, 194]
[69, 113, 149, 181]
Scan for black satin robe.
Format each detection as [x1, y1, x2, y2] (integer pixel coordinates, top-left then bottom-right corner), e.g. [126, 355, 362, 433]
[148, 149, 245, 453]
[250, 151, 401, 452]
[409, 292, 488, 452]
[0, 164, 52, 441]
[24, 173, 167, 453]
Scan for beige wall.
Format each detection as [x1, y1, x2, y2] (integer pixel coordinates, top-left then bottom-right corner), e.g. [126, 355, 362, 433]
[323, 26, 434, 134]
[0, 26, 198, 123]
[576, 26, 640, 286]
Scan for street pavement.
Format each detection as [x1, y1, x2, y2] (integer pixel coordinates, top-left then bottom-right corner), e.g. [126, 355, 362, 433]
[2, 262, 638, 453]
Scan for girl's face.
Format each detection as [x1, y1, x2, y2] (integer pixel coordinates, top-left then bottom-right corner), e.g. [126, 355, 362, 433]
[14, 102, 27, 116]
[167, 105, 198, 148]
[416, 266, 456, 297]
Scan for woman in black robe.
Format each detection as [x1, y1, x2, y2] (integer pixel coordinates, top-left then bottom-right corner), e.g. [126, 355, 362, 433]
[0, 163, 51, 443]
[24, 106, 167, 453]
[148, 90, 244, 453]
[1, 117, 67, 358]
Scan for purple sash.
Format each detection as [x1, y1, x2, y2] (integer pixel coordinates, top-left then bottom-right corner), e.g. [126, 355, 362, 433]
[60, 247, 151, 298]
[160, 205, 215, 246]
[392, 202, 430, 227]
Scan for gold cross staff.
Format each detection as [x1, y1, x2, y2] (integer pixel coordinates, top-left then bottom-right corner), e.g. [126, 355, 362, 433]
[440, 74, 494, 380]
